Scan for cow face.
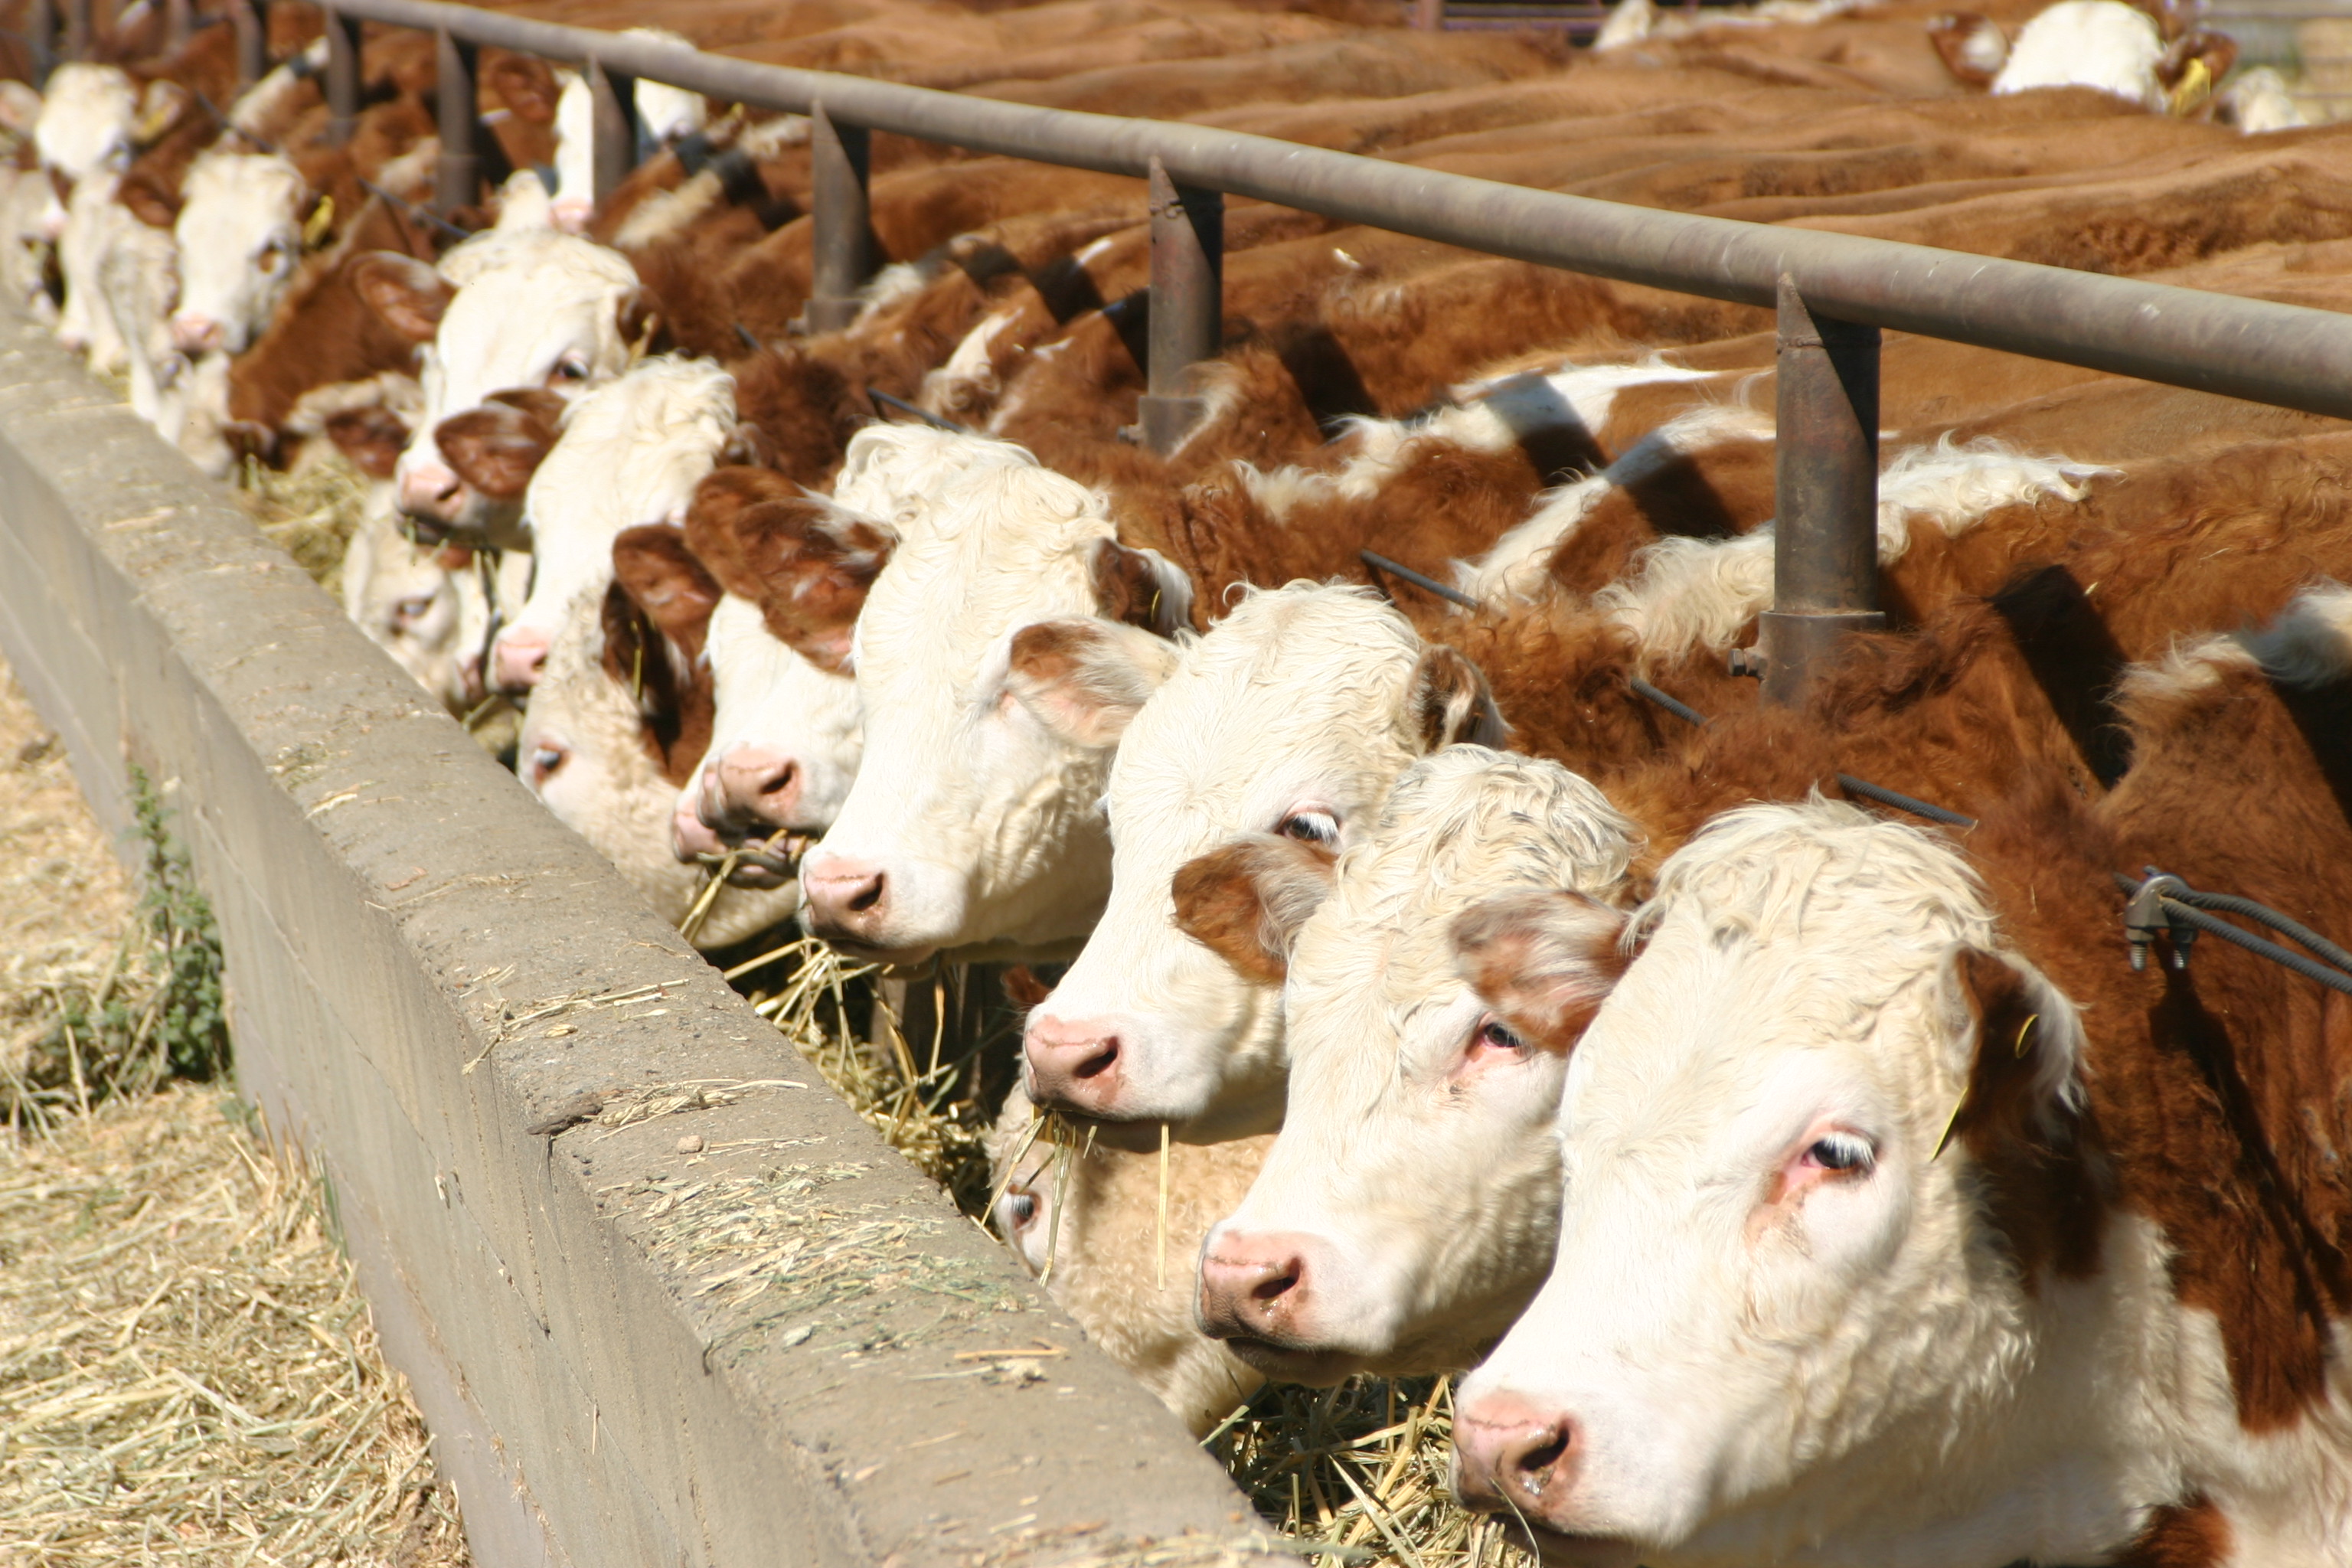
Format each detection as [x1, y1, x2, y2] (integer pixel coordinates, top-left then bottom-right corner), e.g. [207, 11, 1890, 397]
[798, 453, 1191, 965]
[379, 229, 648, 545]
[1195, 750, 1634, 1384]
[33, 64, 140, 185]
[1453, 802, 2087, 1563]
[489, 356, 737, 693]
[170, 150, 311, 355]
[343, 503, 491, 714]
[1021, 586, 1504, 1145]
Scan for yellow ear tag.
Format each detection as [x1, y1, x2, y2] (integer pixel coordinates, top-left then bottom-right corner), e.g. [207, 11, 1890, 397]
[302, 195, 336, 251]
[2014, 1013, 2040, 1058]
[1931, 1088, 1970, 1161]
[2169, 55, 2212, 116]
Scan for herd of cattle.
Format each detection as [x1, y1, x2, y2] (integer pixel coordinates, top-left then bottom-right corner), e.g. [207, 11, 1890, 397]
[10, 0, 2352, 1560]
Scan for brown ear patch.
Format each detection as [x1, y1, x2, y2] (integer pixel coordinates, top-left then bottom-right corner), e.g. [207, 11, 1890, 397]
[348, 250, 452, 344]
[599, 553, 717, 789]
[1451, 890, 1629, 1054]
[1003, 965, 1054, 1009]
[1950, 947, 2103, 1285]
[435, 394, 565, 500]
[1005, 619, 1173, 747]
[681, 466, 800, 591]
[611, 524, 724, 667]
[1090, 537, 1184, 635]
[1171, 834, 1339, 987]
[117, 170, 180, 229]
[1412, 644, 1509, 752]
[726, 498, 893, 671]
[322, 404, 411, 479]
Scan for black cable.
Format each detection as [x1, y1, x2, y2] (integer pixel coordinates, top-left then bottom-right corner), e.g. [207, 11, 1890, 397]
[2115, 872, 2352, 996]
[358, 178, 471, 243]
[1834, 774, 1977, 829]
[867, 388, 969, 434]
[2164, 884, 2352, 976]
[1629, 678, 1707, 728]
[1360, 549, 1478, 609]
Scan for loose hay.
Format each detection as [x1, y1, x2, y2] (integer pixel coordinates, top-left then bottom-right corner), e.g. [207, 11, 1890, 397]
[0, 1085, 469, 1566]
[233, 452, 374, 596]
[727, 938, 1527, 1568]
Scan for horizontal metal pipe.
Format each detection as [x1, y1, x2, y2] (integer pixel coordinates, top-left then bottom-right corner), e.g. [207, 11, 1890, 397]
[318, 0, 2352, 423]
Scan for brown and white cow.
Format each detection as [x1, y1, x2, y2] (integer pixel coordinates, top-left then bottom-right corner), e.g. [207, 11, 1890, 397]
[795, 441, 1192, 965]
[1452, 590, 2352, 1566]
[1021, 583, 1504, 1145]
[1191, 746, 1636, 1384]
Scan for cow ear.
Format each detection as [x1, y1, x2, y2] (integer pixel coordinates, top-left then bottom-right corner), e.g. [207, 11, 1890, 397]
[1004, 618, 1181, 748]
[1412, 644, 1510, 751]
[1171, 834, 1339, 986]
[731, 498, 893, 671]
[134, 80, 187, 145]
[349, 251, 452, 343]
[681, 464, 799, 587]
[1948, 948, 2086, 1155]
[118, 172, 178, 229]
[435, 399, 564, 500]
[1452, 890, 1630, 1054]
[322, 404, 411, 479]
[484, 53, 560, 123]
[1927, 12, 2008, 86]
[0, 81, 41, 135]
[616, 286, 666, 358]
[1089, 537, 1194, 638]
[2158, 29, 2236, 108]
[612, 525, 723, 665]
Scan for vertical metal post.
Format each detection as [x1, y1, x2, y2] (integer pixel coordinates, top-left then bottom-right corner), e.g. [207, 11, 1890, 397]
[433, 28, 481, 220]
[588, 59, 640, 214]
[162, 0, 191, 54]
[231, 0, 267, 88]
[61, 0, 89, 62]
[803, 103, 874, 335]
[325, 5, 363, 146]
[1138, 155, 1223, 457]
[1752, 274, 1883, 707]
[27, 0, 55, 83]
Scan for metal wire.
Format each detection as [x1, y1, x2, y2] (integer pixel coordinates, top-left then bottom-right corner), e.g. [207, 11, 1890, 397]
[1629, 678, 1707, 729]
[2114, 872, 2352, 996]
[2163, 883, 2352, 977]
[1833, 774, 1977, 829]
[1359, 550, 1478, 609]
[867, 389, 969, 434]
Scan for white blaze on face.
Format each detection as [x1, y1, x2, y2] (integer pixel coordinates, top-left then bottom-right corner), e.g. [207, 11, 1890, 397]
[495, 355, 737, 675]
[691, 593, 864, 830]
[1991, 0, 2167, 109]
[170, 149, 309, 354]
[1028, 585, 1434, 1138]
[34, 64, 139, 183]
[799, 450, 1188, 964]
[1457, 802, 2092, 1563]
[550, 70, 593, 234]
[1200, 749, 1635, 1379]
[394, 228, 643, 504]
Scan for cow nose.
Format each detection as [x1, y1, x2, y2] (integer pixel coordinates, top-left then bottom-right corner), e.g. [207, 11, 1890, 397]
[1197, 1233, 1309, 1342]
[802, 858, 887, 939]
[397, 462, 465, 524]
[1453, 1396, 1578, 1519]
[170, 312, 224, 354]
[551, 195, 592, 234]
[1023, 1015, 1123, 1114]
[717, 746, 803, 829]
[673, 799, 727, 862]
[492, 628, 550, 693]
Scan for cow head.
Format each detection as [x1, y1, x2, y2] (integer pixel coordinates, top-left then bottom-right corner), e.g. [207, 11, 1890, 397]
[1453, 801, 2089, 1563]
[170, 149, 312, 355]
[1020, 585, 1507, 1146]
[1194, 750, 1634, 1384]
[488, 355, 736, 692]
[33, 64, 140, 185]
[373, 227, 652, 545]
[675, 471, 886, 870]
[797, 446, 1192, 966]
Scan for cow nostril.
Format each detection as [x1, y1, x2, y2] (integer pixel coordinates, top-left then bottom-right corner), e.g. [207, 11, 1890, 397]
[1070, 1037, 1119, 1080]
[1250, 1262, 1299, 1303]
[759, 761, 795, 797]
[847, 872, 884, 913]
[1504, 1422, 1573, 1501]
[1516, 1431, 1567, 1487]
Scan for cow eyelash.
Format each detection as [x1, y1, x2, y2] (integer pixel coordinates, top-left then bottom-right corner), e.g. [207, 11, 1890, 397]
[1473, 1016, 1525, 1055]
[1802, 1132, 1876, 1175]
[1004, 1191, 1037, 1227]
[1277, 808, 1338, 845]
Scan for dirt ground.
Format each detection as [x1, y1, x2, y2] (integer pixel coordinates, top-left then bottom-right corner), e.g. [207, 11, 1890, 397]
[0, 657, 472, 1566]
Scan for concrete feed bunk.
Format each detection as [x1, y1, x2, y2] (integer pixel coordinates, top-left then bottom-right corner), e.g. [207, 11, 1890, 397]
[0, 298, 1274, 1568]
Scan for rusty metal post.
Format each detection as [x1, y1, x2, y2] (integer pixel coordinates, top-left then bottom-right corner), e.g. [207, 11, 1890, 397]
[804, 102, 875, 334]
[232, 0, 268, 87]
[433, 28, 481, 219]
[1138, 155, 1223, 456]
[60, 0, 88, 61]
[1747, 273, 1882, 707]
[588, 58, 639, 213]
[325, 5, 364, 145]
[162, 0, 190, 54]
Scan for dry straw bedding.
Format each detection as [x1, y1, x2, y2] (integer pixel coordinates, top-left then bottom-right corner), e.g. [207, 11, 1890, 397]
[0, 658, 469, 1566]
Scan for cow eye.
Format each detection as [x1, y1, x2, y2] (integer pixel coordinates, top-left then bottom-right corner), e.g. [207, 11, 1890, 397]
[549, 355, 590, 384]
[1277, 808, 1337, 845]
[1802, 1132, 1875, 1175]
[1004, 1191, 1037, 1229]
[258, 240, 288, 273]
[529, 744, 567, 785]
[1471, 1015, 1526, 1057]
[392, 594, 434, 626]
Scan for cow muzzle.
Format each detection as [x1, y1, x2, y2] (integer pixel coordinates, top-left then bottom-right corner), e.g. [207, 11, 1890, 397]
[1452, 1398, 1632, 1565]
[1021, 1014, 1125, 1116]
[1196, 1230, 1357, 1385]
[396, 462, 466, 534]
[169, 310, 225, 354]
[491, 626, 550, 694]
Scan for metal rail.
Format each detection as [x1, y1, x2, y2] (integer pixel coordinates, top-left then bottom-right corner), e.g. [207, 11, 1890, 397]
[38, 0, 2352, 696]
